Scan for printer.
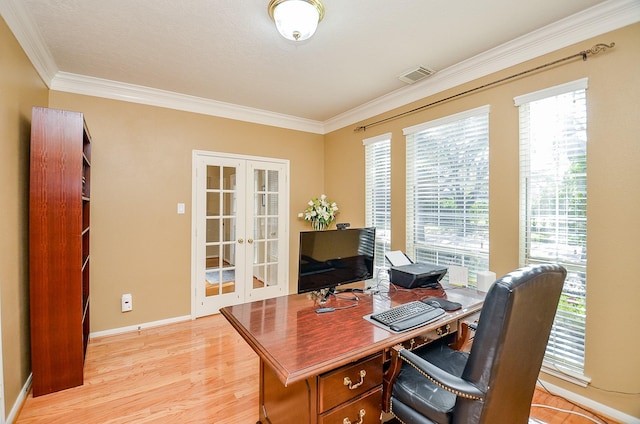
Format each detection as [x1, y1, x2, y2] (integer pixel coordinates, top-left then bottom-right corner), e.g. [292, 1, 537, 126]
[385, 251, 448, 289]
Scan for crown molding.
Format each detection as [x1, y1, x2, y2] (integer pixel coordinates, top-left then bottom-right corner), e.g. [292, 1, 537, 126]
[3, 0, 638, 135]
[50, 72, 326, 134]
[1, 0, 324, 133]
[0, 0, 58, 85]
[324, 0, 640, 133]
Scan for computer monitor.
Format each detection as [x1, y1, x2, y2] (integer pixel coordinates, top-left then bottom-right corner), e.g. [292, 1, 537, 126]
[297, 227, 376, 294]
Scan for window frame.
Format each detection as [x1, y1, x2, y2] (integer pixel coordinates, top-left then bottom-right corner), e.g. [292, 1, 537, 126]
[404, 105, 490, 285]
[516, 78, 590, 385]
[364, 133, 392, 273]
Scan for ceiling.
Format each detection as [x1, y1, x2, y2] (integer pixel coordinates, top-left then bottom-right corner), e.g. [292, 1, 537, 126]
[3, 0, 637, 133]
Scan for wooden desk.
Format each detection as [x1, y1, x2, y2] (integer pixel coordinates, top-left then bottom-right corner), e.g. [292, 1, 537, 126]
[221, 286, 484, 424]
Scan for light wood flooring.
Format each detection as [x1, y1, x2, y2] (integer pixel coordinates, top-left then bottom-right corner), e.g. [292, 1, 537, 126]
[16, 314, 618, 424]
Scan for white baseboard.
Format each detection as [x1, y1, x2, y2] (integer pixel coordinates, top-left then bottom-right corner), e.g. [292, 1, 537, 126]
[6, 373, 31, 424]
[89, 315, 192, 339]
[538, 379, 640, 424]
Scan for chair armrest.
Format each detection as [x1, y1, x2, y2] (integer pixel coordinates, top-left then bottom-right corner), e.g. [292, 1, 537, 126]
[399, 348, 485, 401]
[382, 344, 404, 412]
[448, 319, 476, 351]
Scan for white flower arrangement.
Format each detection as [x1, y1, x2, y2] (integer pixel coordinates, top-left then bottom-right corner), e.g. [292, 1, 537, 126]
[297, 194, 339, 230]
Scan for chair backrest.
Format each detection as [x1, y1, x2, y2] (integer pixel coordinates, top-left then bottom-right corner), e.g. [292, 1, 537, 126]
[453, 264, 566, 424]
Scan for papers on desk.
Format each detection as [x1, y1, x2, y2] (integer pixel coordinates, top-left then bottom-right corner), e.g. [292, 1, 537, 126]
[385, 250, 412, 266]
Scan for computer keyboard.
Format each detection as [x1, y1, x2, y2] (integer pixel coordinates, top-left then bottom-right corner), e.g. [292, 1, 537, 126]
[370, 300, 445, 332]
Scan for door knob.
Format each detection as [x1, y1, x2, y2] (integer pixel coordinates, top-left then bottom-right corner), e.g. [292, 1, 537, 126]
[248, 238, 254, 244]
[238, 238, 244, 244]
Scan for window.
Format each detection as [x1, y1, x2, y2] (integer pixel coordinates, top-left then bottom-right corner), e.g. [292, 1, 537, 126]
[404, 106, 489, 284]
[516, 78, 588, 381]
[364, 133, 391, 272]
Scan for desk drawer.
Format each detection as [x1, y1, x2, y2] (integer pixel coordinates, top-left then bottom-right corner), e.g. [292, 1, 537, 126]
[382, 322, 456, 362]
[319, 387, 382, 424]
[318, 354, 383, 413]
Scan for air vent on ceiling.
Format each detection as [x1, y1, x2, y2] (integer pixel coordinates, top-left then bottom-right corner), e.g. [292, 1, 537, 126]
[398, 66, 435, 84]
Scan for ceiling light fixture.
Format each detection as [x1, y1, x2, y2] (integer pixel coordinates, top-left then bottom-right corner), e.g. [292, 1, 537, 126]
[268, 0, 325, 41]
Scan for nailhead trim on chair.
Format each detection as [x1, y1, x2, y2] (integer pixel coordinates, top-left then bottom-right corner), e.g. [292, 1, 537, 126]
[399, 352, 484, 401]
[389, 399, 408, 424]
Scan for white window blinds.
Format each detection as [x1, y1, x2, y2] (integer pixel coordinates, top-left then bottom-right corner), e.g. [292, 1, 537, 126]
[517, 79, 588, 379]
[404, 106, 489, 284]
[364, 134, 391, 271]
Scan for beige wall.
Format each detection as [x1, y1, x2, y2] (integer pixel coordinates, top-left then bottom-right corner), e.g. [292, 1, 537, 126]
[47, 91, 324, 331]
[0, 16, 48, 418]
[325, 24, 640, 417]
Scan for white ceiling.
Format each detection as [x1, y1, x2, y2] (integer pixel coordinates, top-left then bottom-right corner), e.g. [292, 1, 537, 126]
[2, 0, 638, 133]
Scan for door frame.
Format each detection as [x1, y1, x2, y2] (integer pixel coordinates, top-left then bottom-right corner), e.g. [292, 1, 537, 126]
[190, 150, 290, 318]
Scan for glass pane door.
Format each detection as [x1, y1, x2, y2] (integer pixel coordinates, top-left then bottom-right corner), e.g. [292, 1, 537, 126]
[247, 162, 287, 301]
[195, 156, 246, 316]
[205, 165, 237, 297]
[193, 152, 288, 316]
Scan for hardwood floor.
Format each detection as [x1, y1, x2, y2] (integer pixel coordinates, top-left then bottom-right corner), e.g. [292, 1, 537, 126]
[16, 314, 617, 424]
[17, 315, 259, 423]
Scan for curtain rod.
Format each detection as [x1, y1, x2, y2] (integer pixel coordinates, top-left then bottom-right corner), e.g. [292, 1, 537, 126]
[354, 42, 615, 133]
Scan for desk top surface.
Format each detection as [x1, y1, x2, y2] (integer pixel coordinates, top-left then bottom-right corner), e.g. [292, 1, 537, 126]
[220, 285, 484, 386]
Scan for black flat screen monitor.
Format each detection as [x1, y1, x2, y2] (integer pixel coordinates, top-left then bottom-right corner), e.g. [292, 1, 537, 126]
[298, 227, 376, 294]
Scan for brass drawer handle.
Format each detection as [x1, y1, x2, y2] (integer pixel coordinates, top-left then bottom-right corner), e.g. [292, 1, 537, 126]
[343, 408, 365, 424]
[343, 369, 366, 390]
[436, 324, 451, 337]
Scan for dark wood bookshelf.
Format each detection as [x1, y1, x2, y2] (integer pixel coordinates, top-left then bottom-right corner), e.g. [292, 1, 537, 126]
[29, 106, 92, 396]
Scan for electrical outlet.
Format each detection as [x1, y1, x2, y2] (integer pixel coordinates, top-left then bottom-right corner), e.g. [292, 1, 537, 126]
[121, 293, 133, 312]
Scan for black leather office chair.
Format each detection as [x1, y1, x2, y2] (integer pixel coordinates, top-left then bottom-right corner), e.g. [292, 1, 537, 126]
[383, 264, 566, 424]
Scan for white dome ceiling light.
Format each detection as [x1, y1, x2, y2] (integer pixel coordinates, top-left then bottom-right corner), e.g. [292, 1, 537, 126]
[268, 0, 325, 41]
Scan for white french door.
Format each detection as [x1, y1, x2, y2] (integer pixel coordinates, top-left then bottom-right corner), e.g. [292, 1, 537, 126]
[192, 151, 289, 317]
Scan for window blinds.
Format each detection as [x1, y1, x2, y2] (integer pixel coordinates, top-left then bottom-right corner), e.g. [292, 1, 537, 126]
[518, 80, 588, 379]
[404, 106, 489, 284]
[364, 134, 391, 271]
